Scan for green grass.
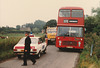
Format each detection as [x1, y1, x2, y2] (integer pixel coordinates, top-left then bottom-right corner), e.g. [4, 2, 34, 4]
[0, 33, 25, 37]
[0, 33, 45, 37]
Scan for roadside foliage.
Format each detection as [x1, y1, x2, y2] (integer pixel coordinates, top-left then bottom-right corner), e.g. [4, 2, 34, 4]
[0, 37, 21, 61]
[78, 33, 100, 68]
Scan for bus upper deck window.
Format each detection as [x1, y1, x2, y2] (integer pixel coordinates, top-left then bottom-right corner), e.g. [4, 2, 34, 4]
[59, 9, 70, 17]
[72, 10, 83, 17]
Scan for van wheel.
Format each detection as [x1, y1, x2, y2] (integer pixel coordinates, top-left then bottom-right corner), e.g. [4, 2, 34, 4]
[18, 55, 21, 59]
[47, 40, 50, 45]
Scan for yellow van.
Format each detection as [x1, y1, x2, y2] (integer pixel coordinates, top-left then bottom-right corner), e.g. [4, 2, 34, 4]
[46, 27, 56, 45]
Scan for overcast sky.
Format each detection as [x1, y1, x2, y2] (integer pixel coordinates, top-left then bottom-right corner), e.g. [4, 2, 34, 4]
[0, 0, 100, 27]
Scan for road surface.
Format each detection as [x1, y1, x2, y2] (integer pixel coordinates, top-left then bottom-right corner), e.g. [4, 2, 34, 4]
[0, 45, 80, 68]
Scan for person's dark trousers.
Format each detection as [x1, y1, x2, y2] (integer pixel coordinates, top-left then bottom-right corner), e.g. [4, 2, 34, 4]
[23, 50, 36, 65]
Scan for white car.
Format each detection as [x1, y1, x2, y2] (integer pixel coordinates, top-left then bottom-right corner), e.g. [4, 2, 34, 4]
[13, 36, 47, 59]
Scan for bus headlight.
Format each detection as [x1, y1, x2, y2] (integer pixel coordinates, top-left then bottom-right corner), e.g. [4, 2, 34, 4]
[58, 37, 60, 39]
[78, 42, 81, 47]
[59, 40, 61, 46]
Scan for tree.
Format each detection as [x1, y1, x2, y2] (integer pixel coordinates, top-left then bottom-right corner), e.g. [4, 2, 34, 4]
[16, 25, 20, 30]
[20, 20, 46, 33]
[43, 19, 57, 30]
[91, 7, 100, 35]
[33, 20, 46, 32]
[85, 16, 96, 33]
[32, 28, 39, 33]
[25, 23, 34, 31]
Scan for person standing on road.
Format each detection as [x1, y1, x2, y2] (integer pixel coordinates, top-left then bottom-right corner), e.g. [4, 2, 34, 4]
[22, 31, 36, 66]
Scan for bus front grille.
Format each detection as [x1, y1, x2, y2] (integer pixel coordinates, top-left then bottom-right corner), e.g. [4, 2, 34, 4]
[62, 41, 77, 46]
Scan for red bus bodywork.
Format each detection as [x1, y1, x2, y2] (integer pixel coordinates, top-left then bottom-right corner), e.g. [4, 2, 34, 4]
[56, 7, 84, 49]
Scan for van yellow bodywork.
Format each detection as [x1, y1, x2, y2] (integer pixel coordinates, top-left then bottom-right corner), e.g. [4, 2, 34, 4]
[46, 27, 56, 41]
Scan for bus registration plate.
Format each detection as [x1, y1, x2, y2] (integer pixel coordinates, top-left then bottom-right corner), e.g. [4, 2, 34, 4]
[66, 46, 73, 48]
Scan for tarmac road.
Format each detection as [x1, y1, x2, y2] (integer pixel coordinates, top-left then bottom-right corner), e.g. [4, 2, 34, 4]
[0, 45, 80, 68]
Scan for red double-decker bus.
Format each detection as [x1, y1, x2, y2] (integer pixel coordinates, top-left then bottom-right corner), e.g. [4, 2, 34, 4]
[56, 7, 84, 50]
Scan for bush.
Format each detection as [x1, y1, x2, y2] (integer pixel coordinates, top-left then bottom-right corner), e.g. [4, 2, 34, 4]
[78, 33, 100, 68]
[0, 37, 21, 52]
[0, 37, 21, 61]
[0, 50, 15, 61]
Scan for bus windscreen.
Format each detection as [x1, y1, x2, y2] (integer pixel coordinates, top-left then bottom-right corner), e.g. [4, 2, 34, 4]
[47, 29, 56, 33]
[57, 27, 83, 37]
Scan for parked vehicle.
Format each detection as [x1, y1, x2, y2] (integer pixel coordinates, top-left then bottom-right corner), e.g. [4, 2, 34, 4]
[13, 36, 47, 59]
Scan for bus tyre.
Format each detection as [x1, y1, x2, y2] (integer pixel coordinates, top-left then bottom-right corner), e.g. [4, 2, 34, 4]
[59, 48, 63, 50]
[18, 55, 21, 59]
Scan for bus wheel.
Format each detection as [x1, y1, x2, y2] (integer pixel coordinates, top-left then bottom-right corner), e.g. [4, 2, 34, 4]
[59, 48, 63, 50]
